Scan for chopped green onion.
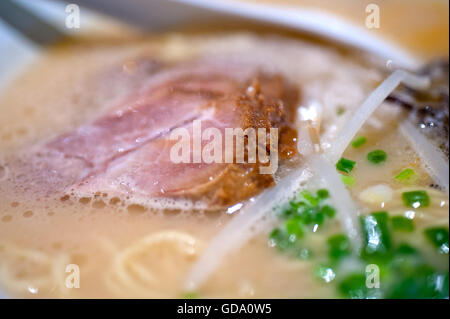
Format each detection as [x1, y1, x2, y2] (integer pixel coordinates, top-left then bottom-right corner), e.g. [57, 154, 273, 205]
[300, 190, 319, 206]
[327, 234, 351, 261]
[367, 150, 387, 164]
[337, 107, 346, 115]
[395, 243, 418, 255]
[269, 228, 294, 251]
[402, 190, 430, 208]
[269, 228, 282, 242]
[387, 265, 449, 299]
[391, 216, 415, 232]
[340, 174, 355, 187]
[297, 206, 314, 224]
[424, 227, 449, 254]
[312, 211, 325, 226]
[285, 216, 305, 238]
[395, 168, 417, 184]
[320, 205, 336, 218]
[351, 136, 367, 148]
[360, 211, 392, 258]
[317, 189, 329, 200]
[271, 188, 337, 257]
[270, 182, 449, 299]
[336, 157, 356, 173]
[300, 207, 324, 226]
[281, 201, 300, 218]
[338, 274, 372, 299]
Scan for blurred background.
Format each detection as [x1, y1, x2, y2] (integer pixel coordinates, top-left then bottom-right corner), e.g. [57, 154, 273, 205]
[0, 0, 448, 89]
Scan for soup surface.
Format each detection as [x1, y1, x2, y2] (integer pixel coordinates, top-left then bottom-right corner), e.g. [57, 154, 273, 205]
[0, 32, 448, 298]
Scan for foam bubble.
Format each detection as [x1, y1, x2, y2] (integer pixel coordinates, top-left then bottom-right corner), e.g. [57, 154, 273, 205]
[60, 195, 70, 202]
[92, 200, 106, 209]
[109, 197, 121, 205]
[23, 211, 34, 218]
[1, 215, 12, 223]
[79, 197, 91, 205]
[126, 204, 147, 215]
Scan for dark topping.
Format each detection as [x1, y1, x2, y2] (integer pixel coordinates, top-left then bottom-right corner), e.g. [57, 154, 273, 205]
[387, 59, 449, 156]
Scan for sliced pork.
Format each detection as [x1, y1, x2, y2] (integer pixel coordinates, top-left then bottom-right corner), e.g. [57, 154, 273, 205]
[16, 58, 300, 207]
